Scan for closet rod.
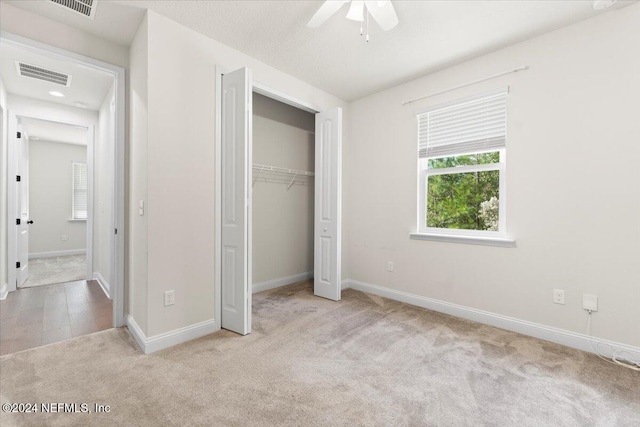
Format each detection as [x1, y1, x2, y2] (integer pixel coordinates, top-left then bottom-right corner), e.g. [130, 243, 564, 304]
[252, 163, 315, 177]
[401, 65, 529, 106]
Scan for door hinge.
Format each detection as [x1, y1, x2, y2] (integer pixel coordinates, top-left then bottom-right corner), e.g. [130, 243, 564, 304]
[16, 262, 21, 268]
[114, 228, 118, 235]
[16, 219, 20, 225]
[17, 131, 21, 139]
[16, 175, 21, 182]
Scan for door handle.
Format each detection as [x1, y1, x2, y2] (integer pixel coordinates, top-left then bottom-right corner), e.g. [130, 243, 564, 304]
[27, 220, 34, 224]
[323, 227, 327, 232]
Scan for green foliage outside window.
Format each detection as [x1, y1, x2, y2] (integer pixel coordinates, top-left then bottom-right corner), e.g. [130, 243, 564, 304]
[426, 151, 500, 231]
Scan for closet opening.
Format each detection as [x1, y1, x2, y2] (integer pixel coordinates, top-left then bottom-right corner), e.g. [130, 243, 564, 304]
[216, 67, 342, 336]
[251, 92, 316, 298]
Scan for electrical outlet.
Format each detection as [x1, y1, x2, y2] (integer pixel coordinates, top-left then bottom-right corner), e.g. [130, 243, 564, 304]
[583, 294, 598, 312]
[553, 289, 565, 305]
[61, 235, 67, 241]
[164, 290, 175, 307]
[386, 261, 394, 272]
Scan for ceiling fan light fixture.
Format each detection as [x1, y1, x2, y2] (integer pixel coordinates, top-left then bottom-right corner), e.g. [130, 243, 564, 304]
[307, 0, 398, 37]
[346, 1, 365, 22]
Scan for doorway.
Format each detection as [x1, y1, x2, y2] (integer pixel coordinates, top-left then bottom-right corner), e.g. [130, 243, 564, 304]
[0, 33, 126, 354]
[215, 67, 343, 336]
[251, 93, 315, 295]
[15, 117, 92, 289]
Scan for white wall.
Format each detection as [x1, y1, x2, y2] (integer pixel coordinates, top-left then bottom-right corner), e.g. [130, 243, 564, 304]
[252, 93, 315, 284]
[28, 140, 87, 254]
[0, 76, 7, 297]
[133, 10, 347, 337]
[345, 5, 640, 347]
[128, 14, 149, 333]
[94, 83, 115, 287]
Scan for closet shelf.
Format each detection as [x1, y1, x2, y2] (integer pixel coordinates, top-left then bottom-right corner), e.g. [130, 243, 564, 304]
[252, 164, 314, 177]
[252, 163, 314, 190]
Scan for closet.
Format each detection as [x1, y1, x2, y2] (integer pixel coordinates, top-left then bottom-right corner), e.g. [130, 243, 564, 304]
[251, 92, 315, 292]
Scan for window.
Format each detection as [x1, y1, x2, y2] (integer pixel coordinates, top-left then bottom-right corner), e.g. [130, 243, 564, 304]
[416, 89, 508, 240]
[72, 162, 88, 220]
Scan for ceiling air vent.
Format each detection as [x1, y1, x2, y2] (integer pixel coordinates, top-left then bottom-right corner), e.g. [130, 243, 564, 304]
[49, 0, 99, 19]
[15, 62, 72, 87]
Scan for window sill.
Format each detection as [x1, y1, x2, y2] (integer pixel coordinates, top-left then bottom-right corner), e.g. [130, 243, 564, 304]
[409, 232, 516, 248]
[69, 219, 87, 222]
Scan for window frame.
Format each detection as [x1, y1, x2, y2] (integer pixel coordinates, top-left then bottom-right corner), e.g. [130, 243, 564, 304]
[71, 162, 88, 221]
[418, 148, 506, 238]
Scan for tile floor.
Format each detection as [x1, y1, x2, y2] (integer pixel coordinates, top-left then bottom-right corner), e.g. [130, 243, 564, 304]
[0, 280, 112, 355]
[22, 255, 87, 288]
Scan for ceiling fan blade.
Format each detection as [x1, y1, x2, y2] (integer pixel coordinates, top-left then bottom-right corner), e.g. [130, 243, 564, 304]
[307, 0, 351, 28]
[363, 0, 398, 31]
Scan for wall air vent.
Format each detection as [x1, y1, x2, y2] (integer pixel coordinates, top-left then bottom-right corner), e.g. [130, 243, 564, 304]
[49, 0, 99, 19]
[15, 62, 72, 87]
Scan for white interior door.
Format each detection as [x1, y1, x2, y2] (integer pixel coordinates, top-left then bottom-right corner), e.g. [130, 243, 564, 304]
[314, 107, 342, 301]
[221, 67, 252, 335]
[16, 128, 30, 288]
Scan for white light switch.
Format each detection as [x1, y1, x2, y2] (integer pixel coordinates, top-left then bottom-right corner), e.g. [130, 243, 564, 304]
[138, 200, 144, 216]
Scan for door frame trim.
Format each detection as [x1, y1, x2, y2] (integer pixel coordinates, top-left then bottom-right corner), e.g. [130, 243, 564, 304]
[1, 31, 126, 327]
[6, 111, 18, 293]
[214, 66, 320, 330]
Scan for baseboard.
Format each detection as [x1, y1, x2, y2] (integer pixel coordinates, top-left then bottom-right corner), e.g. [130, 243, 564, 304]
[126, 315, 147, 352]
[93, 272, 111, 300]
[342, 279, 640, 358]
[253, 271, 313, 294]
[29, 249, 86, 259]
[126, 315, 220, 354]
[0, 282, 7, 301]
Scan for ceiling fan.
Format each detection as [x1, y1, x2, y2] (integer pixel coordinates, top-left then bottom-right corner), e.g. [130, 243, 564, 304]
[307, 0, 399, 41]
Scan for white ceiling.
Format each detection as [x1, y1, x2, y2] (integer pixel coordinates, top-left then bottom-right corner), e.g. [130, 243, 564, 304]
[2, 0, 145, 47]
[22, 117, 88, 146]
[3, 0, 637, 101]
[0, 40, 114, 110]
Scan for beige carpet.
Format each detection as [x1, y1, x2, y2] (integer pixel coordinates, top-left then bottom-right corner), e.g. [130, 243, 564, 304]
[1, 281, 638, 426]
[21, 255, 86, 288]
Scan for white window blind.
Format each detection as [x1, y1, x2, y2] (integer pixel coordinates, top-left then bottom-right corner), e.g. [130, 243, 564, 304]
[72, 162, 88, 220]
[418, 89, 508, 158]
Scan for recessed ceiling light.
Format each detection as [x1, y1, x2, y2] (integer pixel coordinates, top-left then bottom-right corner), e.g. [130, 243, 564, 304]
[593, 0, 617, 10]
[49, 91, 65, 97]
[74, 102, 88, 108]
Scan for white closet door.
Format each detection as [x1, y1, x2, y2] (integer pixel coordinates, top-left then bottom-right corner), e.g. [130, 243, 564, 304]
[221, 67, 252, 335]
[314, 107, 342, 301]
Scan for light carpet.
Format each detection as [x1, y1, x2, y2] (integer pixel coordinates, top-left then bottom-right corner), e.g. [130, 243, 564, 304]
[0, 281, 638, 426]
[21, 255, 86, 288]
